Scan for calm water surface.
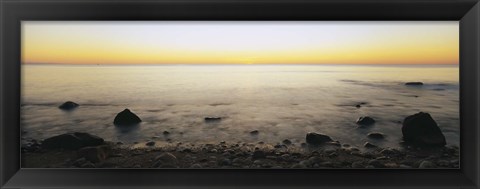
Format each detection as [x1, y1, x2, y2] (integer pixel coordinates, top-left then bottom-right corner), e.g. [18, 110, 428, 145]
[21, 64, 459, 149]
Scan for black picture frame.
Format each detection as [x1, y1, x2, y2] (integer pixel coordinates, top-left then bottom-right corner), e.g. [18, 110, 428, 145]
[1, 0, 479, 188]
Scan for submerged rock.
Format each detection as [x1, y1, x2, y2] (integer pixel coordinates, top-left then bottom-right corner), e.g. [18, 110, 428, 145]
[405, 82, 424, 86]
[356, 116, 375, 126]
[367, 132, 385, 139]
[204, 117, 222, 122]
[42, 132, 104, 150]
[113, 109, 142, 126]
[402, 112, 446, 146]
[250, 130, 259, 135]
[305, 132, 333, 145]
[58, 101, 79, 111]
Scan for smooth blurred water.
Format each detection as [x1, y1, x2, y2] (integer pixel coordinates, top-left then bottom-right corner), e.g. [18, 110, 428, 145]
[21, 64, 459, 149]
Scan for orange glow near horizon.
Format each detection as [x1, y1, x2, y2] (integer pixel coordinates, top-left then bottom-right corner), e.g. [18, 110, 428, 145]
[22, 21, 459, 65]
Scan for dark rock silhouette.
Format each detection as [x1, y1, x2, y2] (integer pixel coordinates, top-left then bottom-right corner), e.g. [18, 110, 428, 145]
[405, 82, 424, 86]
[146, 141, 156, 146]
[114, 109, 142, 126]
[42, 132, 104, 150]
[402, 112, 446, 146]
[204, 117, 222, 122]
[250, 130, 259, 135]
[58, 101, 79, 111]
[367, 132, 385, 139]
[306, 132, 333, 145]
[364, 142, 378, 148]
[356, 116, 375, 126]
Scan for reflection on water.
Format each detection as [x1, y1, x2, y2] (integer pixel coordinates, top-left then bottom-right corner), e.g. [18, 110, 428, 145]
[21, 64, 459, 149]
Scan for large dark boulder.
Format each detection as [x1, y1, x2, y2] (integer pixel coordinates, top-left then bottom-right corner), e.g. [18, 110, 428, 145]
[113, 109, 142, 126]
[402, 112, 446, 146]
[356, 116, 375, 126]
[306, 132, 333, 145]
[42, 132, 104, 150]
[59, 101, 79, 111]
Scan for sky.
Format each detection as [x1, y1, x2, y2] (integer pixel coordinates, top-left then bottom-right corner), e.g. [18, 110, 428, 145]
[22, 21, 459, 65]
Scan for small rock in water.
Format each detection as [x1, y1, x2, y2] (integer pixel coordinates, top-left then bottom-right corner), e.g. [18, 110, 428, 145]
[113, 109, 142, 126]
[146, 141, 155, 146]
[250, 130, 259, 135]
[363, 142, 377, 148]
[282, 139, 292, 145]
[204, 117, 222, 122]
[356, 116, 375, 126]
[355, 104, 361, 108]
[58, 101, 79, 111]
[405, 82, 424, 86]
[305, 132, 333, 145]
[367, 132, 385, 139]
[163, 131, 170, 135]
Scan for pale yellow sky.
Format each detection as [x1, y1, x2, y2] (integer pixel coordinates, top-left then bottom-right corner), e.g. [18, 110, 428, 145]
[22, 21, 459, 65]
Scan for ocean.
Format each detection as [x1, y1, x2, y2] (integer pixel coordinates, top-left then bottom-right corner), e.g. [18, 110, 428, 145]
[20, 64, 460, 149]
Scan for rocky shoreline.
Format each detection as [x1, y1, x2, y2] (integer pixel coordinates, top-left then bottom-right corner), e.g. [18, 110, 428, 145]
[21, 100, 459, 169]
[22, 136, 459, 169]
